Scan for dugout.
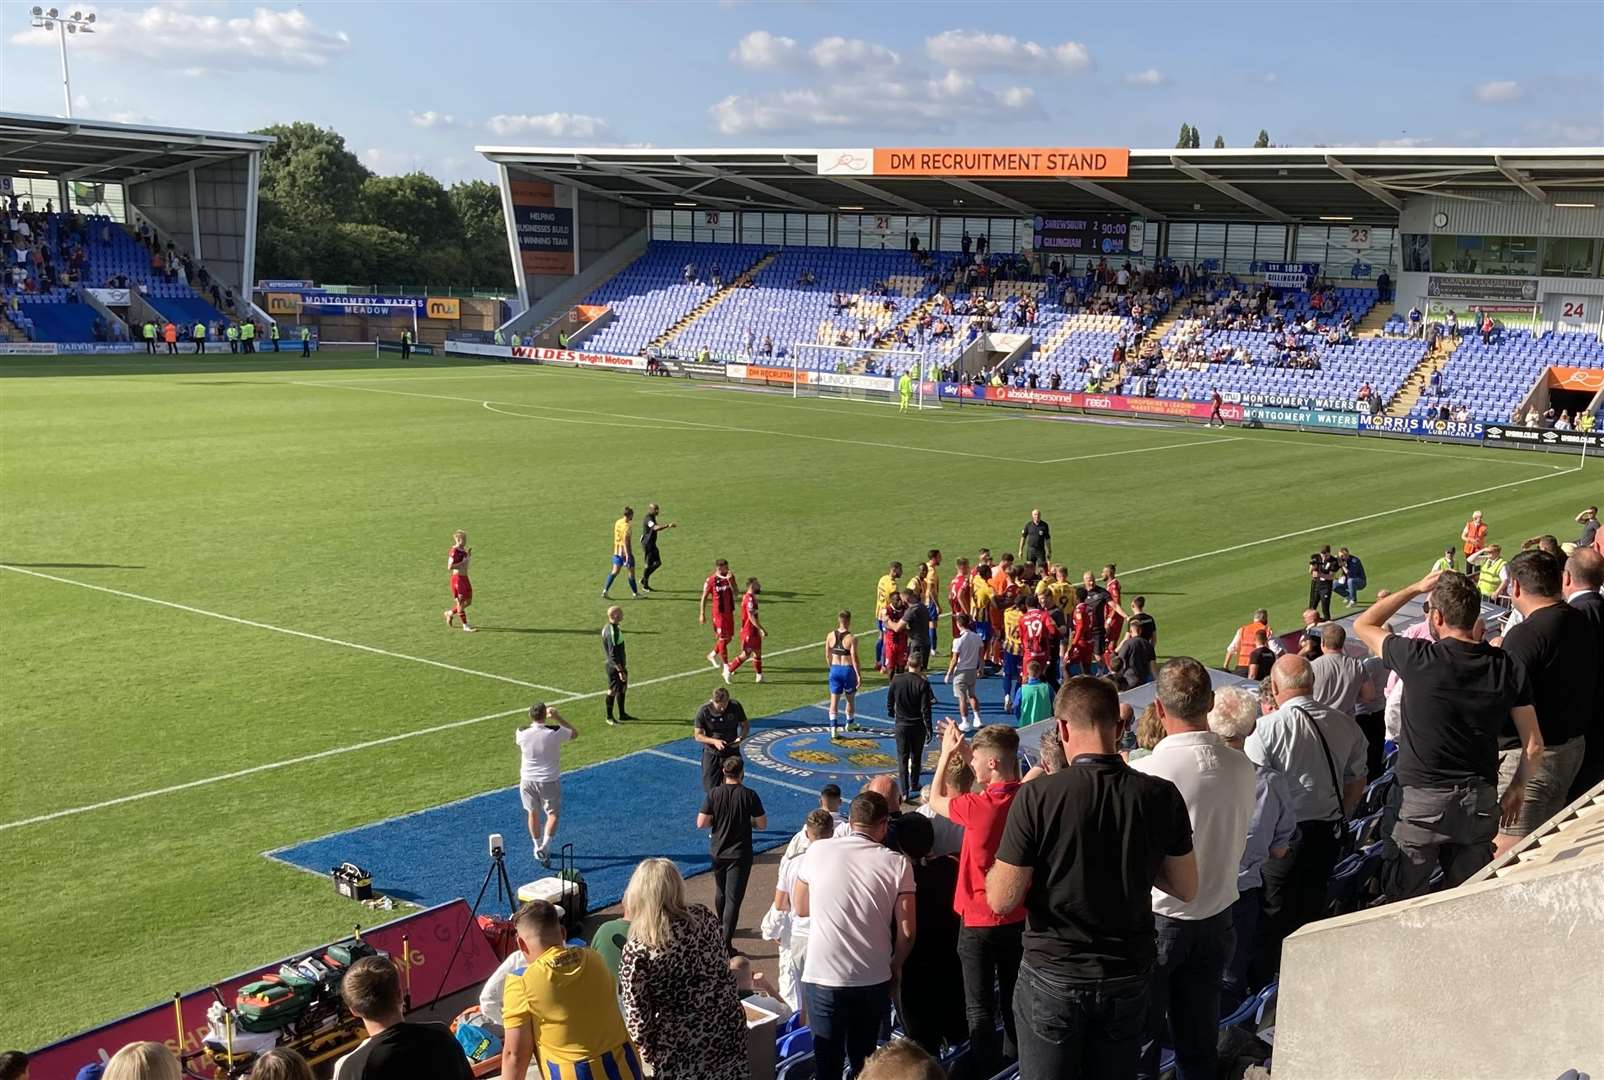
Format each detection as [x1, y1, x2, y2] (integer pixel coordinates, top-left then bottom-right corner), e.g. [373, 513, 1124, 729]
[477, 143, 1604, 341]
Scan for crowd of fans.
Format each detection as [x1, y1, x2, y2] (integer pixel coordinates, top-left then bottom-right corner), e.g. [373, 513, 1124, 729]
[9, 502, 1600, 1080]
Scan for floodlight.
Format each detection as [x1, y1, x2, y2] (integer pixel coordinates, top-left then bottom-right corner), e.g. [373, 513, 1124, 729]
[72, 10, 81, 18]
[31, 6, 43, 16]
[47, 8, 59, 18]
[85, 11, 93, 20]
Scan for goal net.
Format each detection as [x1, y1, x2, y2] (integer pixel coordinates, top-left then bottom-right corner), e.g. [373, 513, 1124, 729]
[782, 342, 940, 408]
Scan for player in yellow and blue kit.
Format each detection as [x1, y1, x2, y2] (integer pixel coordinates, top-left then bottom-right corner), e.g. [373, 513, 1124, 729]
[602, 506, 639, 599]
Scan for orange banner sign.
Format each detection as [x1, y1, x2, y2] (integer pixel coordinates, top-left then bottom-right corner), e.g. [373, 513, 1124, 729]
[871, 147, 1129, 178]
[1548, 366, 1604, 392]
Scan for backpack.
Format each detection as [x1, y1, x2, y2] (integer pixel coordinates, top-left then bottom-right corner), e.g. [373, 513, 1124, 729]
[451, 1006, 503, 1064]
[235, 973, 316, 1033]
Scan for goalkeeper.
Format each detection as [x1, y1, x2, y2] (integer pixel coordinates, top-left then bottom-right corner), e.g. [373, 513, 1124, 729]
[898, 369, 913, 412]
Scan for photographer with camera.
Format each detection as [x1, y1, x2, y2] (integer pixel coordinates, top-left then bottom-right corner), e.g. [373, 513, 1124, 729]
[1308, 546, 1338, 622]
[517, 703, 578, 868]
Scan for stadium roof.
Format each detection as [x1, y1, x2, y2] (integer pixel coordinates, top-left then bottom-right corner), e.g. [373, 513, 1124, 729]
[0, 111, 272, 186]
[477, 145, 1604, 224]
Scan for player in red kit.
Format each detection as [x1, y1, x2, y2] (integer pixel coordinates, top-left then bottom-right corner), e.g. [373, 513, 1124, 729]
[881, 589, 911, 677]
[1066, 586, 1095, 675]
[1102, 563, 1123, 615]
[699, 558, 737, 669]
[947, 556, 972, 643]
[1018, 594, 1058, 695]
[1102, 604, 1125, 671]
[725, 578, 767, 683]
[443, 530, 477, 632]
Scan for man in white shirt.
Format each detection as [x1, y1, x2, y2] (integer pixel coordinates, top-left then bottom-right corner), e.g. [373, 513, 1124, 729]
[767, 808, 836, 1013]
[1130, 657, 1256, 1080]
[515, 703, 577, 867]
[944, 612, 984, 731]
[795, 791, 916, 1080]
[1244, 654, 1367, 982]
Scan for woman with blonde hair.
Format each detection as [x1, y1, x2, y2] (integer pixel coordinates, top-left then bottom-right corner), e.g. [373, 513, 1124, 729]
[247, 1048, 315, 1080]
[103, 1042, 181, 1080]
[1127, 703, 1166, 761]
[618, 859, 749, 1080]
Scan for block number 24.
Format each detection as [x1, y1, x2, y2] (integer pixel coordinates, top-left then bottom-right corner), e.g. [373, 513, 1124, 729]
[1562, 301, 1587, 319]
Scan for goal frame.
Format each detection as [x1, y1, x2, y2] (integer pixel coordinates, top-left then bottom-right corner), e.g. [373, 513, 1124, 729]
[783, 342, 938, 409]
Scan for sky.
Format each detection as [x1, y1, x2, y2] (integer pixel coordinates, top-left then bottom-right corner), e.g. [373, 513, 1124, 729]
[2, 0, 1602, 184]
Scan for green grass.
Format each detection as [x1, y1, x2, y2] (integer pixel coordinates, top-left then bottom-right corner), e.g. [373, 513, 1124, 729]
[0, 350, 1592, 1048]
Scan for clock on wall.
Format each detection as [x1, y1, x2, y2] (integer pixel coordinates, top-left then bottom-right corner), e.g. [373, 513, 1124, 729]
[1433, 211, 1449, 229]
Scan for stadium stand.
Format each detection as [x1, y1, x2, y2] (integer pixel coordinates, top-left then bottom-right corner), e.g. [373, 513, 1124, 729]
[1411, 330, 1604, 423]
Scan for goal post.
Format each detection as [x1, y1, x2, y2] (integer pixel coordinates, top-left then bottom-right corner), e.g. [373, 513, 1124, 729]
[783, 342, 941, 408]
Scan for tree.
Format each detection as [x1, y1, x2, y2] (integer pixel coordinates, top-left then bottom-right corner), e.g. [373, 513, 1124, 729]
[1254, 129, 1271, 148]
[450, 180, 515, 289]
[360, 173, 460, 251]
[1213, 135, 1225, 148]
[1176, 123, 1193, 149]
[1189, 127, 1201, 149]
[254, 122, 370, 226]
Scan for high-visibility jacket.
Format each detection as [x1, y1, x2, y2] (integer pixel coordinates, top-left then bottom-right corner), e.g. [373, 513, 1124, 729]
[1235, 621, 1268, 667]
[269, 323, 280, 340]
[193, 323, 206, 339]
[142, 322, 156, 339]
[1477, 557, 1506, 598]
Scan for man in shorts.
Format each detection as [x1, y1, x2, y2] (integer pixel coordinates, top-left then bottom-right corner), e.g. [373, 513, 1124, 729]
[701, 558, 738, 670]
[825, 610, 861, 738]
[516, 704, 577, 867]
[944, 612, 984, 732]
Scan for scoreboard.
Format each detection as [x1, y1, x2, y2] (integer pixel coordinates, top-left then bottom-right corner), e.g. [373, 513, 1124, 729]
[1030, 213, 1131, 256]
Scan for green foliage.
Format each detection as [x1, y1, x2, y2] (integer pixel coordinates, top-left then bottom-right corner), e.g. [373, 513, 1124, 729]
[1213, 135, 1226, 148]
[1176, 123, 1192, 149]
[252, 123, 512, 289]
[1189, 127, 1202, 149]
[1255, 129, 1272, 148]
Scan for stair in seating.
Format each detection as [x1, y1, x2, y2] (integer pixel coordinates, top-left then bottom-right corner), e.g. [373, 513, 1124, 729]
[1386, 335, 1461, 417]
[647, 251, 778, 351]
[1353, 301, 1395, 338]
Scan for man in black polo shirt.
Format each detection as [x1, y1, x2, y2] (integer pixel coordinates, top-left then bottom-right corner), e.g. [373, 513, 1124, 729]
[1308, 546, 1338, 622]
[901, 587, 932, 672]
[986, 677, 1198, 1079]
[693, 687, 750, 793]
[698, 755, 767, 952]
[1019, 509, 1052, 567]
[638, 501, 677, 592]
[888, 654, 937, 802]
[334, 956, 472, 1079]
[1354, 570, 1542, 900]
[1493, 550, 1594, 855]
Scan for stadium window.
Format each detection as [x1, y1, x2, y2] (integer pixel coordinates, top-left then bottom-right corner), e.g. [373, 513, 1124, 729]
[739, 212, 763, 245]
[1194, 222, 1227, 267]
[935, 217, 963, 251]
[1224, 223, 1258, 274]
[1541, 236, 1597, 278]
[806, 213, 830, 246]
[1294, 226, 1330, 268]
[988, 218, 1018, 254]
[1254, 224, 1288, 266]
[1167, 222, 1197, 266]
[1429, 234, 1537, 276]
[651, 209, 672, 241]
[671, 209, 692, 242]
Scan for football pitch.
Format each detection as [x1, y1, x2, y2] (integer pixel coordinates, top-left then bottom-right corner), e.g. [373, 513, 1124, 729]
[0, 350, 1592, 1048]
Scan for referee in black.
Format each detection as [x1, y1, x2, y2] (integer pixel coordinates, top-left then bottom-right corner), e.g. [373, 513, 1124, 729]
[693, 686, 749, 792]
[640, 502, 677, 592]
[602, 605, 630, 725]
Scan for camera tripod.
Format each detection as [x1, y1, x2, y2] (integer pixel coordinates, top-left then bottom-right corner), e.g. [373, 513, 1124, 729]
[428, 843, 516, 1011]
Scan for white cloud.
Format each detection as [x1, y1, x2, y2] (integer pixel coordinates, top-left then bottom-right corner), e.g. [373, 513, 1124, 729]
[1123, 68, 1167, 86]
[9, 4, 349, 69]
[1376, 136, 1432, 148]
[362, 148, 424, 175]
[810, 36, 899, 68]
[69, 92, 151, 126]
[410, 111, 456, 129]
[731, 29, 799, 69]
[485, 112, 610, 139]
[710, 68, 1041, 136]
[1475, 80, 1523, 103]
[924, 30, 1090, 72]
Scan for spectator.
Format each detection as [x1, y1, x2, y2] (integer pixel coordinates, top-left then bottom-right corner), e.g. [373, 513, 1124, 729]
[729, 954, 792, 1021]
[914, 750, 970, 857]
[1355, 571, 1542, 900]
[618, 859, 749, 1080]
[697, 755, 767, 953]
[246, 1049, 314, 1080]
[1244, 654, 1367, 983]
[891, 813, 967, 1058]
[1127, 704, 1165, 762]
[927, 722, 1026, 1075]
[588, 915, 631, 979]
[987, 677, 1198, 1080]
[1224, 609, 1273, 675]
[0, 1052, 26, 1080]
[516, 703, 576, 867]
[335, 957, 469, 1079]
[859, 1038, 945, 1080]
[1334, 547, 1367, 606]
[1564, 549, 1604, 799]
[1115, 616, 1158, 689]
[1129, 594, 1156, 649]
[1130, 658, 1256, 1080]
[1309, 623, 1378, 718]
[500, 898, 637, 1080]
[1022, 724, 1066, 782]
[1208, 686, 1295, 1007]
[767, 808, 834, 1013]
[795, 791, 917, 1080]
[1493, 551, 1594, 856]
[103, 1044, 180, 1080]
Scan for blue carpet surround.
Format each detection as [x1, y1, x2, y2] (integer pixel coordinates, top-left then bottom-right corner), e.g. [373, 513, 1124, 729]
[267, 676, 1005, 913]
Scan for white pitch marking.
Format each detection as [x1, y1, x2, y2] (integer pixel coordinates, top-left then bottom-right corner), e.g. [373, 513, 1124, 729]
[0, 564, 579, 695]
[1036, 436, 1242, 465]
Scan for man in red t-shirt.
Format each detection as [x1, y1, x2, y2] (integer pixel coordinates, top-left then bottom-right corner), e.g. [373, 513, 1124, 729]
[699, 558, 738, 669]
[927, 720, 1026, 1075]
